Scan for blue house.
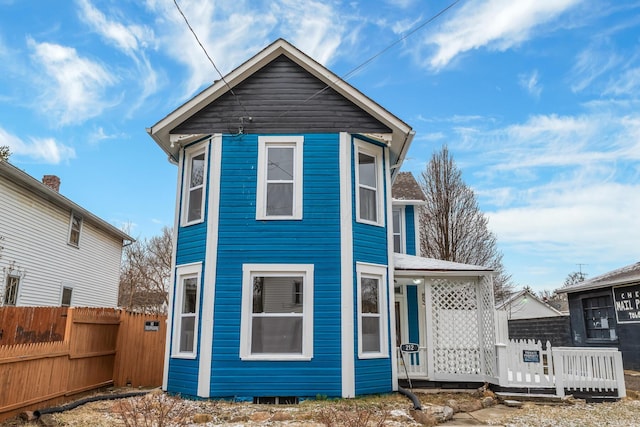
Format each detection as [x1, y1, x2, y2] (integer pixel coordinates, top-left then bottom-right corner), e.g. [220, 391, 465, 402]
[148, 39, 498, 401]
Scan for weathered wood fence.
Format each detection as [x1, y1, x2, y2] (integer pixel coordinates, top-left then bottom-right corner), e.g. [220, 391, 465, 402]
[0, 307, 166, 422]
[0, 306, 68, 345]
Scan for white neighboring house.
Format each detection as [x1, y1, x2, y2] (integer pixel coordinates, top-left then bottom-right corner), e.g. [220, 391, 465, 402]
[497, 288, 564, 320]
[0, 161, 133, 307]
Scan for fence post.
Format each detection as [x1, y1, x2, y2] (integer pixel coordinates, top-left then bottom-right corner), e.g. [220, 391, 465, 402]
[613, 351, 626, 398]
[553, 350, 565, 397]
[495, 343, 508, 386]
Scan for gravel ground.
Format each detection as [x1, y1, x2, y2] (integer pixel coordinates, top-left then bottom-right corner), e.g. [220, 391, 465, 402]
[3, 374, 639, 426]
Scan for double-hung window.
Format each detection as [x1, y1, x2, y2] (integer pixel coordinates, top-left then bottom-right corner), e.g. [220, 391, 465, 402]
[357, 263, 389, 358]
[355, 139, 384, 226]
[256, 136, 303, 220]
[68, 213, 82, 247]
[3, 275, 20, 306]
[182, 144, 208, 226]
[172, 263, 201, 358]
[240, 264, 314, 360]
[392, 207, 405, 253]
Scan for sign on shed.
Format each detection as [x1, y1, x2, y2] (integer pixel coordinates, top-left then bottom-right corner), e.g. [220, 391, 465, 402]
[613, 283, 640, 323]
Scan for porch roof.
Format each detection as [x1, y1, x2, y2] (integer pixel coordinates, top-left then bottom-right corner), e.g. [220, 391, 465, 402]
[393, 253, 493, 275]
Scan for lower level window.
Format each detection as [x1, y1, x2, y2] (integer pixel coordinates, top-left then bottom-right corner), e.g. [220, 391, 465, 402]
[240, 264, 314, 360]
[61, 286, 73, 307]
[357, 263, 389, 358]
[173, 263, 201, 358]
[3, 275, 20, 306]
[583, 295, 617, 340]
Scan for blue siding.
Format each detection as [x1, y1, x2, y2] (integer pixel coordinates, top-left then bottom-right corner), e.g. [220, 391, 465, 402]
[209, 133, 343, 398]
[407, 285, 419, 344]
[405, 205, 417, 256]
[351, 135, 393, 395]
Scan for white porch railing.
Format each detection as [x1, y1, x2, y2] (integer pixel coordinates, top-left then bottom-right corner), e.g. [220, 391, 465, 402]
[397, 347, 427, 378]
[503, 339, 554, 387]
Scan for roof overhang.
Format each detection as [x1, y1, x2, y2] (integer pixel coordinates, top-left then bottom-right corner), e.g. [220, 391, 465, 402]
[147, 39, 414, 174]
[393, 253, 494, 277]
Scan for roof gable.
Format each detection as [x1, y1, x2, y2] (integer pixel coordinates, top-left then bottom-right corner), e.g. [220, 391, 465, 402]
[148, 39, 414, 173]
[392, 172, 426, 202]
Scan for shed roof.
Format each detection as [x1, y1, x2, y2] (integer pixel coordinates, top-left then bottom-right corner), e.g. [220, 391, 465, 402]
[0, 161, 134, 243]
[147, 39, 414, 177]
[557, 261, 640, 294]
[394, 253, 493, 275]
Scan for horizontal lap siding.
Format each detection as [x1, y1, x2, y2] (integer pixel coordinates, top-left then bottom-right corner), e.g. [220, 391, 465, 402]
[352, 138, 392, 395]
[211, 133, 342, 398]
[405, 205, 417, 256]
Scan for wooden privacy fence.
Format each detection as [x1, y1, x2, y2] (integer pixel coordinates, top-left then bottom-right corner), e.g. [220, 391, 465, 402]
[0, 306, 68, 345]
[0, 307, 166, 422]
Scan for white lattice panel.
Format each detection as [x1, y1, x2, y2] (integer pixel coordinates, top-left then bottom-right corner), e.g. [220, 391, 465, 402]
[479, 276, 497, 378]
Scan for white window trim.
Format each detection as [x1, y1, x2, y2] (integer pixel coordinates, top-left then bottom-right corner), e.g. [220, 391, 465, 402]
[181, 143, 209, 227]
[60, 284, 73, 307]
[172, 262, 202, 359]
[392, 206, 406, 254]
[240, 263, 314, 361]
[256, 136, 303, 220]
[67, 212, 82, 247]
[357, 262, 389, 359]
[354, 138, 384, 227]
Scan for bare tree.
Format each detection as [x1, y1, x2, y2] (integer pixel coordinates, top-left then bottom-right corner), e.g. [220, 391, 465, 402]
[0, 145, 10, 161]
[563, 271, 587, 288]
[419, 145, 513, 302]
[119, 226, 173, 314]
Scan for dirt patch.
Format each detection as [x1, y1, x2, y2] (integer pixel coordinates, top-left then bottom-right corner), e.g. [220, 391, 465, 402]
[625, 371, 640, 392]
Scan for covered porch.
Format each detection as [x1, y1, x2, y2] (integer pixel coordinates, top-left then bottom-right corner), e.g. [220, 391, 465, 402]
[393, 253, 496, 384]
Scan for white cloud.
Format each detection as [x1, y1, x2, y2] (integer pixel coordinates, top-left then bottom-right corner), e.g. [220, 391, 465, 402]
[424, 0, 581, 70]
[519, 70, 542, 98]
[0, 127, 75, 164]
[27, 37, 118, 125]
[571, 43, 622, 93]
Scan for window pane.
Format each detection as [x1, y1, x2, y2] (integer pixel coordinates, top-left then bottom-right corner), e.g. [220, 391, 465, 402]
[359, 188, 377, 222]
[62, 287, 72, 306]
[182, 278, 197, 313]
[180, 316, 195, 352]
[393, 235, 401, 253]
[362, 317, 381, 352]
[253, 276, 303, 313]
[187, 187, 203, 222]
[267, 147, 294, 180]
[251, 317, 302, 353]
[266, 183, 293, 216]
[358, 152, 376, 187]
[361, 277, 379, 314]
[4, 276, 19, 306]
[190, 153, 205, 187]
[393, 209, 401, 231]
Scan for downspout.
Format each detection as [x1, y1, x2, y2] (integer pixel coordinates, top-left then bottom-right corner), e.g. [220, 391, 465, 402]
[398, 387, 422, 410]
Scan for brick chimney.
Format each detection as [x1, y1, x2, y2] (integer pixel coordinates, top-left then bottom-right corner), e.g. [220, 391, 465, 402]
[42, 175, 61, 192]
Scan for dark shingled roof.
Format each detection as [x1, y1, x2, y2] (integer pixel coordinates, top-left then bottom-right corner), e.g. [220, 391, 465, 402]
[557, 261, 640, 294]
[392, 172, 426, 201]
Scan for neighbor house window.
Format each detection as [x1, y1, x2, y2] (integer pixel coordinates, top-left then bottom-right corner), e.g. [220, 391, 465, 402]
[61, 286, 73, 307]
[3, 275, 20, 306]
[172, 263, 202, 358]
[240, 264, 314, 360]
[68, 213, 82, 246]
[583, 295, 617, 341]
[357, 263, 389, 358]
[392, 207, 405, 253]
[355, 139, 384, 226]
[182, 145, 208, 226]
[256, 136, 303, 220]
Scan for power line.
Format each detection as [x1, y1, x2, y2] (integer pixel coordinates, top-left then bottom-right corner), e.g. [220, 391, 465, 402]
[278, 0, 460, 116]
[172, 0, 251, 120]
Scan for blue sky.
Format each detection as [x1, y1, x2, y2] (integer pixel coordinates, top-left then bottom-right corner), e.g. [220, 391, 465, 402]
[1, 0, 639, 293]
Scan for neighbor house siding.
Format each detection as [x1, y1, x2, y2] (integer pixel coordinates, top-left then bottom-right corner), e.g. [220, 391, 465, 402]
[351, 136, 392, 395]
[209, 133, 343, 398]
[0, 175, 122, 307]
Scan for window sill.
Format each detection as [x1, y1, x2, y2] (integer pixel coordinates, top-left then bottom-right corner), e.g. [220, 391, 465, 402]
[356, 218, 385, 228]
[358, 352, 389, 360]
[181, 218, 205, 227]
[171, 353, 197, 360]
[67, 242, 80, 249]
[240, 354, 313, 362]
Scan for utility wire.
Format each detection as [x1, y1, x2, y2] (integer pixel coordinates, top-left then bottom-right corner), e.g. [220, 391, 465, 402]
[282, 0, 461, 113]
[172, 0, 251, 119]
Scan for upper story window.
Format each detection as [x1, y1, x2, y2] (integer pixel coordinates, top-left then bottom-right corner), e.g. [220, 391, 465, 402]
[3, 275, 20, 306]
[355, 139, 384, 226]
[240, 264, 314, 360]
[392, 207, 405, 253]
[68, 213, 82, 247]
[357, 263, 389, 359]
[182, 144, 208, 226]
[172, 263, 202, 358]
[256, 136, 303, 220]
